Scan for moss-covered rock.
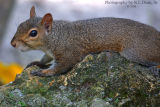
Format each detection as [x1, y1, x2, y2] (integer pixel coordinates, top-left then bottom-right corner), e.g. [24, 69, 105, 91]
[0, 52, 159, 107]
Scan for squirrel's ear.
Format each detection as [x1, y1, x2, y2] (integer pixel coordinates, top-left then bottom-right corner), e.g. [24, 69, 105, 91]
[30, 6, 36, 18]
[41, 13, 53, 33]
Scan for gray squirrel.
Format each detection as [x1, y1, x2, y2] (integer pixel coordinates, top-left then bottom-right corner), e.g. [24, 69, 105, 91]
[11, 6, 160, 77]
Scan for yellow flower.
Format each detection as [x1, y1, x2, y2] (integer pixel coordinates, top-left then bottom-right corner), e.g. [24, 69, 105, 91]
[0, 62, 23, 85]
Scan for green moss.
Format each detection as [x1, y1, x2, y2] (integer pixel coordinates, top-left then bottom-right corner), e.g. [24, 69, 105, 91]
[17, 101, 26, 107]
[0, 52, 159, 106]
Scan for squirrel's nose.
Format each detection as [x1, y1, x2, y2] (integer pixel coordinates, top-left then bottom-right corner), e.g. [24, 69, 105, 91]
[11, 41, 16, 48]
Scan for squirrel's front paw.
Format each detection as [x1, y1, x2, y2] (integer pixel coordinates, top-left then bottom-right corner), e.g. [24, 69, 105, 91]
[30, 70, 49, 77]
[26, 61, 51, 69]
[30, 69, 55, 77]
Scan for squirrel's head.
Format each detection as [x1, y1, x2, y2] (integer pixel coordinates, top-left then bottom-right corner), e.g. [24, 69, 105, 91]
[11, 6, 53, 52]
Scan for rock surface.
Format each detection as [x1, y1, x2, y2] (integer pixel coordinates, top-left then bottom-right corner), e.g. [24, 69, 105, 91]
[0, 52, 159, 107]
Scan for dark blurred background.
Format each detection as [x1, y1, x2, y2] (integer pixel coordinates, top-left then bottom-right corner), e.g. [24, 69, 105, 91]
[0, 0, 160, 66]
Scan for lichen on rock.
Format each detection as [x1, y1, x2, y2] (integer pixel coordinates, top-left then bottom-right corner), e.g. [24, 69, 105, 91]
[0, 52, 159, 106]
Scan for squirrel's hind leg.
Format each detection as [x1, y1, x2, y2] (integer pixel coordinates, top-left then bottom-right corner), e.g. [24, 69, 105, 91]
[120, 49, 160, 77]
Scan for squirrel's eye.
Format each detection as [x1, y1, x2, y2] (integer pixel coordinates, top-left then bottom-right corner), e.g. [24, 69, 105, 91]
[30, 30, 37, 37]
